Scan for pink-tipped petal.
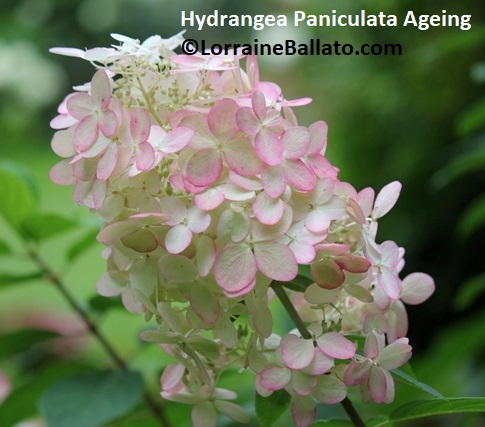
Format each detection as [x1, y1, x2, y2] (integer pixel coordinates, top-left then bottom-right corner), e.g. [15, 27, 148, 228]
[186, 149, 223, 187]
[284, 160, 316, 191]
[97, 143, 120, 180]
[400, 272, 435, 305]
[255, 129, 283, 166]
[91, 69, 112, 110]
[377, 338, 412, 371]
[224, 138, 264, 177]
[73, 115, 98, 152]
[208, 99, 239, 140]
[261, 166, 286, 198]
[290, 396, 316, 427]
[254, 242, 297, 282]
[214, 245, 256, 294]
[67, 92, 94, 119]
[282, 127, 311, 159]
[316, 332, 356, 359]
[253, 192, 284, 225]
[259, 366, 291, 391]
[372, 181, 402, 219]
[280, 335, 315, 370]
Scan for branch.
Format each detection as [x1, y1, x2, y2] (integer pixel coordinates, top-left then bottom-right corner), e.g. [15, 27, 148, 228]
[29, 250, 172, 427]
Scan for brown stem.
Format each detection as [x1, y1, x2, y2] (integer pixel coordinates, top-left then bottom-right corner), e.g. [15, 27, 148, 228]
[29, 250, 172, 427]
[341, 397, 367, 427]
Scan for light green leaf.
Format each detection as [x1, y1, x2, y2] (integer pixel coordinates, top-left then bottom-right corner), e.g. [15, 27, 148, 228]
[255, 389, 291, 427]
[0, 164, 38, 229]
[0, 362, 94, 427]
[453, 273, 485, 312]
[391, 368, 445, 400]
[387, 398, 485, 425]
[39, 371, 144, 427]
[67, 227, 100, 262]
[0, 239, 11, 255]
[20, 213, 76, 241]
[0, 328, 60, 359]
[0, 271, 43, 290]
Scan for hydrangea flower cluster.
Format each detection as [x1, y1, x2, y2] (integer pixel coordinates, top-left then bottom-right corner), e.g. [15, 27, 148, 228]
[49, 33, 435, 427]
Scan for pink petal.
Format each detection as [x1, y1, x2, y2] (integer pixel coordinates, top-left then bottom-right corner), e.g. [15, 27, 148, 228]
[372, 181, 402, 219]
[165, 225, 192, 254]
[51, 129, 76, 158]
[252, 90, 268, 121]
[49, 160, 75, 185]
[280, 335, 315, 370]
[135, 141, 156, 171]
[316, 332, 356, 359]
[387, 300, 408, 343]
[162, 127, 193, 153]
[214, 245, 256, 294]
[305, 209, 330, 233]
[224, 138, 264, 177]
[259, 366, 291, 391]
[261, 165, 286, 198]
[194, 188, 225, 211]
[253, 192, 284, 225]
[96, 271, 124, 297]
[307, 121, 328, 156]
[254, 242, 297, 282]
[368, 366, 392, 403]
[290, 396, 316, 427]
[343, 360, 371, 386]
[67, 92, 94, 120]
[73, 115, 98, 152]
[91, 69, 112, 110]
[99, 109, 118, 136]
[283, 160, 316, 191]
[334, 254, 371, 274]
[255, 129, 283, 166]
[291, 371, 317, 396]
[207, 99, 239, 140]
[161, 363, 185, 392]
[130, 108, 151, 143]
[400, 272, 435, 305]
[159, 197, 186, 225]
[378, 269, 401, 300]
[236, 107, 259, 135]
[186, 149, 223, 187]
[97, 143, 120, 180]
[377, 338, 412, 370]
[357, 187, 375, 217]
[289, 240, 316, 264]
[282, 127, 311, 159]
[301, 348, 334, 375]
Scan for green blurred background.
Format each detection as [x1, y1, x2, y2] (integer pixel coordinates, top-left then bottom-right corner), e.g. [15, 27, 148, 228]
[0, 0, 484, 425]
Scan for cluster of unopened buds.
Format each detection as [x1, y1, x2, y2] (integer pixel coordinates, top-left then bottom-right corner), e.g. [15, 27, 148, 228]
[49, 32, 435, 427]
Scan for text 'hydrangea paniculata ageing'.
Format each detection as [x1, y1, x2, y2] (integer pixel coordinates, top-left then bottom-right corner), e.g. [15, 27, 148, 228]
[49, 33, 435, 427]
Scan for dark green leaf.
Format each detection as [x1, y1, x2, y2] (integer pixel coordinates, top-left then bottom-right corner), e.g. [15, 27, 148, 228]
[0, 271, 43, 290]
[391, 368, 445, 400]
[457, 195, 485, 239]
[389, 398, 485, 425]
[274, 274, 314, 293]
[255, 389, 291, 427]
[19, 213, 77, 241]
[39, 371, 145, 427]
[453, 273, 485, 312]
[67, 227, 100, 262]
[0, 165, 38, 230]
[0, 328, 60, 359]
[0, 362, 95, 427]
[88, 295, 123, 314]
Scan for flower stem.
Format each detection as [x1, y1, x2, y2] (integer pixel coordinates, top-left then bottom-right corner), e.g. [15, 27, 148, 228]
[29, 249, 172, 427]
[271, 280, 366, 427]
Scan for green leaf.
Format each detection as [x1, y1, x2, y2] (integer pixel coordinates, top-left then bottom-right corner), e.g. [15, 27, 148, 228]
[457, 98, 485, 137]
[88, 295, 123, 314]
[453, 273, 485, 312]
[0, 271, 43, 290]
[312, 420, 354, 426]
[388, 398, 485, 425]
[39, 371, 145, 427]
[0, 362, 95, 427]
[391, 368, 445, 400]
[275, 274, 314, 293]
[457, 195, 485, 239]
[255, 389, 291, 427]
[0, 328, 60, 359]
[67, 227, 100, 262]
[0, 239, 11, 255]
[0, 164, 38, 230]
[19, 213, 76, 241]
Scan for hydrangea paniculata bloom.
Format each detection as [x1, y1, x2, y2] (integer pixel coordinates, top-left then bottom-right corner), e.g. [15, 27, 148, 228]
[50, 33, 435, 427]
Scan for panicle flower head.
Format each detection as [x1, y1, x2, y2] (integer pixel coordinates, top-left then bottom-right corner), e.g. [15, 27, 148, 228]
[49, 33, 435, 426]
